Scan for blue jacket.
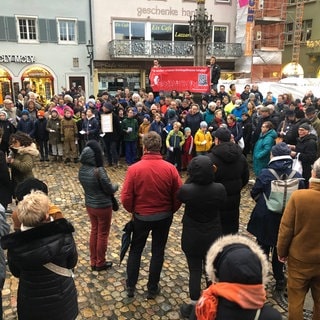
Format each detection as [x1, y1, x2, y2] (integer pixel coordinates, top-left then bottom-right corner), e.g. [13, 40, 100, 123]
[253, 129, 277, 176]
[231, 103, 248, 122]
[17, 117, 35, 137]
[247, 156, 305, 246]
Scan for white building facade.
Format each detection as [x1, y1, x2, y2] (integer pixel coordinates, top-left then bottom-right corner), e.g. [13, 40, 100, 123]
[0, 0, 92, 103]
[91, 0, 241, 95]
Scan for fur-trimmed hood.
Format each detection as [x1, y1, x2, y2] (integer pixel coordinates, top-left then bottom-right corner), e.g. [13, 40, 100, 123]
[15, 143, 39, 157]
[206, 235, 269, 285]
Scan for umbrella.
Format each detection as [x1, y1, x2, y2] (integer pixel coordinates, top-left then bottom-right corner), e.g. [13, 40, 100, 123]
[119, 220, 134, 265]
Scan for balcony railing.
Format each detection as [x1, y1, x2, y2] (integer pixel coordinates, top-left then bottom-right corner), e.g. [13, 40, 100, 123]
[108, 40, 242, 59]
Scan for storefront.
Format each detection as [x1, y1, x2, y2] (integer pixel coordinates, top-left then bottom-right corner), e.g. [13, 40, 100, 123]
[21, 66, 54, 102]
[0, 68, 13, 104]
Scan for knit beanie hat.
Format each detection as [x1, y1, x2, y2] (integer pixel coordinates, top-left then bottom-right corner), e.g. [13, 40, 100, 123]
[21, 109, 29, 116]
[0, 110, 8, 119]
[214, 127, 231, 142]
[271, 142, 291, 156]
[200, 121, 208, 128]
[299, 123, 311, 131]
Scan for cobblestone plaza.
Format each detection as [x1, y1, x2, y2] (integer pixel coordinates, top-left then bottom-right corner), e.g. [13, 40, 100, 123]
[2, 160, 312, 319]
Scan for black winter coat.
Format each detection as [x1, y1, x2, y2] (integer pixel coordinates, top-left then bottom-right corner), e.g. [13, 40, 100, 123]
[247, 157, 305, 246]
[0, 150, 13, 208]
[34, 118, 49, 141]
[207, 142, 249, 234]
[295, 133, 318, 184]
[178, 156, 227, 257]
[1, 219, 78, 320]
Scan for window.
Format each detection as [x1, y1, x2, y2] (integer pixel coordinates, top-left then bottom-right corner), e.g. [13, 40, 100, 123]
[301, 19, 312, 42]
[17, 16, 37, 42]
[115, 21, 130, 40]
[285, 23, 293, 43]
[151, 23, 172, 41]
[58, 19, 76, 43]
[215, 0, 231, 3]
[213, 26, 228, 43]
[174, 25, 192, 42]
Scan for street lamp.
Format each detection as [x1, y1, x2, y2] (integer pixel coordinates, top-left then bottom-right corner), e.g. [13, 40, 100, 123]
[189, 0, 213, 66]
[86, 40, 94, 78]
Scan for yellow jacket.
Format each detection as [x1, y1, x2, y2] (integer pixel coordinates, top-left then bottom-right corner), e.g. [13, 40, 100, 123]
[194, 129, 213, 152]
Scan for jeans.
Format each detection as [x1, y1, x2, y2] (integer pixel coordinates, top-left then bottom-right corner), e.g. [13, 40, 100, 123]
[104, 139, 119, 165]
[126, 215, 173, 291]
[37, 139, 49, 159]
[86, 206, 112, 267]
[167, 148, 182, 171]
[125, 141, 137, 165]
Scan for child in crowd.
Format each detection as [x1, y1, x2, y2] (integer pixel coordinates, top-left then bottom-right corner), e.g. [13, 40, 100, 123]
[46, 108, 63, 162]
[194, 121, 213, 156]
[60, 107, 78, 163]
[181, 127, 193, 171]
[138, 114, 151, 159]
[166, 121, 185, 172]
[34, 110, 49, 161]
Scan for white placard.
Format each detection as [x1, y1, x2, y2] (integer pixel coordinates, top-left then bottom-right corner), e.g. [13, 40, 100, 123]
[101, 114, 113, 133]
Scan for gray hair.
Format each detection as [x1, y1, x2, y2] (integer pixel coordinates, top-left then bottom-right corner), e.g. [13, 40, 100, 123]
[312, 158, 320, 178]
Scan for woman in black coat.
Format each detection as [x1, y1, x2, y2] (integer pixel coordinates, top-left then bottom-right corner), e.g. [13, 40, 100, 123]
[0, 150, 12, 209]
[1, 191, 78, 320]
[178, 156, 227, 318]
[207, 128, 249, 235]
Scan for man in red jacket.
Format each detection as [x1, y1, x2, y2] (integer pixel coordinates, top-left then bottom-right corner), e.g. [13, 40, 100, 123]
[121, 131, 182, 299]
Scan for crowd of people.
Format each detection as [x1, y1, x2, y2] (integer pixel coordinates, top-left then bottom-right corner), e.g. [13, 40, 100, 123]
[1, 81, 320, 320]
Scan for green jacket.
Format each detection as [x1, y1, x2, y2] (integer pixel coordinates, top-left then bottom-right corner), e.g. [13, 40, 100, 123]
[122, 117, 138, 142]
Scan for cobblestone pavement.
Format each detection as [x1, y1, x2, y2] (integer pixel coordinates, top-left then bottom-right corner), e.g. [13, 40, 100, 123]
[1, 159, 312, 319]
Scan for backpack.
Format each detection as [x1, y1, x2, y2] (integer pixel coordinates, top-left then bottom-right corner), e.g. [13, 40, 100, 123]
[263, 168, 303, 214]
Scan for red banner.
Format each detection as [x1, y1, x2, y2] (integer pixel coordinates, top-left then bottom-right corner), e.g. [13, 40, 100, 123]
[149, 66, 210, 93]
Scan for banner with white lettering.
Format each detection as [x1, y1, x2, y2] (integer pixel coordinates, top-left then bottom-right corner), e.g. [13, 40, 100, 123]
[149, 66, 210, 93]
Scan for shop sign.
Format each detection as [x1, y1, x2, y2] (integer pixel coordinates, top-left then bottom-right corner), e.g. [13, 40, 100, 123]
[0, 55, 35, 63]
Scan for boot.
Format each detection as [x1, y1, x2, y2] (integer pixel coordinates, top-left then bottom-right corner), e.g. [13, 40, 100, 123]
[45, 155, 49, 161]
[58, 156, 63, 162]
[52, 155, 58, 162]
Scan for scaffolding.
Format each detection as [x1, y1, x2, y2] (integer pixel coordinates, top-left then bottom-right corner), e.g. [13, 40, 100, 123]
[292, 0, 305, 65]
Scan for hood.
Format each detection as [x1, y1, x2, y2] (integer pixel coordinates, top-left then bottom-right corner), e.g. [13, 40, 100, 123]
[211, 142, 243, 163]
[206, 235, 269, 285]
[187, 155, 215, 185]
[17, 143, 39, 157]
[268, 155, 293, 172]
[79, 146, 96, 166]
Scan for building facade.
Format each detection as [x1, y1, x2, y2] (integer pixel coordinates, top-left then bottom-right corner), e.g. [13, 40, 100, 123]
[282, 0, 320, 78]
[0, 0, 91, 104]
[91, 0, 242, 95]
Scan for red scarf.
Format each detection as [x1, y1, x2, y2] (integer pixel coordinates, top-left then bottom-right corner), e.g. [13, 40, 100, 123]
[195, 282, 266, 320]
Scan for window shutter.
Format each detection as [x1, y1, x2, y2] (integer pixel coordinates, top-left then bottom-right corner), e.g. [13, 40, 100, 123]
[38, 19, 48, 42]
[77, 20, 86, 44]
[48, 19, 58, 43]
[6, 17, 17, 42]
[0, 17, 6, 40]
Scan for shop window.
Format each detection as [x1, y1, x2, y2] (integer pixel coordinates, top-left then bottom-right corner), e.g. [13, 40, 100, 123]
[58, 19, 77, 43]
[0, 68, 12, 104]
[16, 16, 38, 43]
[22, 67, 54, 101]
[151, 23, 173, 41]
[213, 26, 227, 43]
[174, 24, 192, 42]
[115, 21, 130, 40]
